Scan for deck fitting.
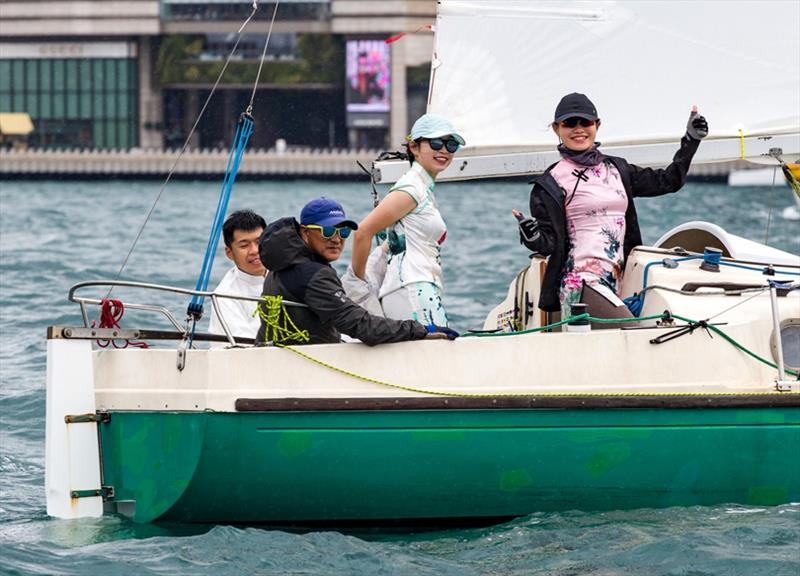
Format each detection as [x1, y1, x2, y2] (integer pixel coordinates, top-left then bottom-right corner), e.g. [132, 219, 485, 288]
[64, 412, 111, 424]
[71, 486, 114, 499]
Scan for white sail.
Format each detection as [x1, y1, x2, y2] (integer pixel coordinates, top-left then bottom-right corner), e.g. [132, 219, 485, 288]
[375, 0, 800, 182]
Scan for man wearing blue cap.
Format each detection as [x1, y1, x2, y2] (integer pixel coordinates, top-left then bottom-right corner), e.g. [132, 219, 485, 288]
[256, 197, 458, 346]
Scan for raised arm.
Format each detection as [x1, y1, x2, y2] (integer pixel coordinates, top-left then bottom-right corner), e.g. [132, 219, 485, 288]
[351, 190, 416, 279]
[629, 106, 707, 198]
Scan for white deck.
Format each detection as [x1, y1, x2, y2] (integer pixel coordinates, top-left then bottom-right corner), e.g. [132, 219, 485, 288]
[89, 246, 799, 412]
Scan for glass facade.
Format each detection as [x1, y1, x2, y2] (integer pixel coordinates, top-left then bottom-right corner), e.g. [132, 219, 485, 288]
[0, 58, 138, 149]
[161, 1, 330, 23]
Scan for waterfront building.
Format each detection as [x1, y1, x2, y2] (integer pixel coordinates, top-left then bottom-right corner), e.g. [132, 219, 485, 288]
[0, 0, 435, 151]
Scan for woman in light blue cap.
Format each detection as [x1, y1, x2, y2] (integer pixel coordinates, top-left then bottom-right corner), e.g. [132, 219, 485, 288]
[350, 113, 465, 326]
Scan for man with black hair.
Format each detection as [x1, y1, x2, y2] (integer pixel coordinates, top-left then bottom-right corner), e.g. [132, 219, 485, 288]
[208, 209, 267, 344]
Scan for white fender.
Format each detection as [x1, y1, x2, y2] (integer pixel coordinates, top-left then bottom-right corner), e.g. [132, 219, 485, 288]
[45, 339, 103, 519]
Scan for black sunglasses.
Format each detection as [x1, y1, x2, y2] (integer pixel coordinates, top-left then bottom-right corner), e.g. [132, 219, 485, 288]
[422, 137, 460, 153]
[559, 117, 597, 128]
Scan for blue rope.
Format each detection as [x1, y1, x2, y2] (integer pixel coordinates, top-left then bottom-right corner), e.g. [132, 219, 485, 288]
[624, 255, 703, 316]
[624, 251, 800, 316]
[187, 113, 255, 320]
[719, 261, 800, 276]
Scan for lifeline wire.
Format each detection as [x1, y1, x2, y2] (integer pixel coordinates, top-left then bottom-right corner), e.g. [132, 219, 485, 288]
[105, 2, 261, 298]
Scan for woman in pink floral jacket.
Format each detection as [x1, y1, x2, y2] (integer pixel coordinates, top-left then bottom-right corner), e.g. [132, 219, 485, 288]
[513, 93, 707, 324]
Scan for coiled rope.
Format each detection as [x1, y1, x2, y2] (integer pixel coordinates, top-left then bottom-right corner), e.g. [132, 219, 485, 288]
[92, 298, 149, 349]
[255, 295, 310, 345]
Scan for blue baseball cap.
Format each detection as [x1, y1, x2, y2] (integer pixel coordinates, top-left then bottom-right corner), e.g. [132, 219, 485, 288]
[300, 197, 358, 229]
[408, 114, 466, 145]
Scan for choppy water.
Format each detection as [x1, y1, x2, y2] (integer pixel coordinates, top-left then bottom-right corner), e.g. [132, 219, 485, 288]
[1, 179, 799, 575]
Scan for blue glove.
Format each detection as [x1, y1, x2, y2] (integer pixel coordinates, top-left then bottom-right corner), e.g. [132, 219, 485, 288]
[426, 324, 460, 340]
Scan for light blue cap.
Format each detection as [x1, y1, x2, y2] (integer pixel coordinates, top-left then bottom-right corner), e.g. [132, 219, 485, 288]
[408, 114, 466, 146]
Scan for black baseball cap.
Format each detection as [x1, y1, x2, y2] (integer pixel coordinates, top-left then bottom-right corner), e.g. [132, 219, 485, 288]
[554, 93, 599, 123]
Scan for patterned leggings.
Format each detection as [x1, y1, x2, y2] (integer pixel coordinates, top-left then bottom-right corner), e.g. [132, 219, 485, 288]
[380, 282, 449, 326]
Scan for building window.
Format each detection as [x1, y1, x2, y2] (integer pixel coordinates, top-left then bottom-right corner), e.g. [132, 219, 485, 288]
[0, 57, 138, 149]
[161, 1, 331, 22]
[202, 33, 298, 62]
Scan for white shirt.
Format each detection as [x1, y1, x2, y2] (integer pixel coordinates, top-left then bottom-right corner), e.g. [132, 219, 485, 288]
[341, 243, 388, 317]
[379, 162, 447, 298]
[207, 266, 264, 345]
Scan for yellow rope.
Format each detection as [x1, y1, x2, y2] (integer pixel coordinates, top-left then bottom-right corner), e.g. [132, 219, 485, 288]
[255, 295, 309, 345]
[738, 128, 746, 159]
[274, 340, 795, 399]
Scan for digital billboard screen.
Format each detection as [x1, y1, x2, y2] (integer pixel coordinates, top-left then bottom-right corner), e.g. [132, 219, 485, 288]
[345, 39, 391, 113]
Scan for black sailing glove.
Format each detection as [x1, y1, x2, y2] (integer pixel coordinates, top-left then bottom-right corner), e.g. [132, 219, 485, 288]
[686, 109, 709, 140]
[515, 212, 540, 244]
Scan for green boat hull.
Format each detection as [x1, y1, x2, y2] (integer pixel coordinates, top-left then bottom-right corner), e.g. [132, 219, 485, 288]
[99, 406, 800, 524]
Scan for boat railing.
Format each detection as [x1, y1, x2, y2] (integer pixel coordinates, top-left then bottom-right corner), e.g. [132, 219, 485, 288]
[67, 279, 306, 347]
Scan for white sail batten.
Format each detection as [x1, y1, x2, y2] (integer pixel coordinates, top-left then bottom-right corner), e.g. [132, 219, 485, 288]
[376, 0, 800, 183]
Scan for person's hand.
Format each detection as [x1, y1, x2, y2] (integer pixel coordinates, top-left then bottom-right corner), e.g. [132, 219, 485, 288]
[686, 105, 708, 140]
[425, 324, 459, 340]
[512, 209, 540, 243]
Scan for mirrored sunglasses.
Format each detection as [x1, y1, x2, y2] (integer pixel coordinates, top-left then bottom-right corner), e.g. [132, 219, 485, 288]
[560, 117, 596, 128]
[426, 137, 460, 153]
[304, 224, 352, 239]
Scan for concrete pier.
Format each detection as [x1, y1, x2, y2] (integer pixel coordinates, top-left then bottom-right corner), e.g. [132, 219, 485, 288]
[0, 148, 753, 181]
[0, 148, 382, 179]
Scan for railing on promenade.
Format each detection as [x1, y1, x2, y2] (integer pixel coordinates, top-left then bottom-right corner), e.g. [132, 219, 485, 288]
[0, 147, 383, 177]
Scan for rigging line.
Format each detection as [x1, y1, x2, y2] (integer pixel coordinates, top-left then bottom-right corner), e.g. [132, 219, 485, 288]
[764, 165, 778, 245]
[705, 285, 770, 322]
[105, 3, 261, 298]
[248, 0, 281, 114]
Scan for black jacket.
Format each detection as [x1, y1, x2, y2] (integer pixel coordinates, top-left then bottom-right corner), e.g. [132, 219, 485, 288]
[256, 217, 429, 346]
[524, 135, 701, 312]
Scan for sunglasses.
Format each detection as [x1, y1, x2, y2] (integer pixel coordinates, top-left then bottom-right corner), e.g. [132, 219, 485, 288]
[423, 137, 460, 153]
[559, 117, 597, 128]
[303, 224, 352, 239]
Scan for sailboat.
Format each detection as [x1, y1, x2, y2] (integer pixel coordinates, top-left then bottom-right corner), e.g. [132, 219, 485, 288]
[46, 0, 799, 524]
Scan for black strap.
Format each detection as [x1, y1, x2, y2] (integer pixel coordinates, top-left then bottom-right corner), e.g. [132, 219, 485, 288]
[565, 168, 588, 207]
